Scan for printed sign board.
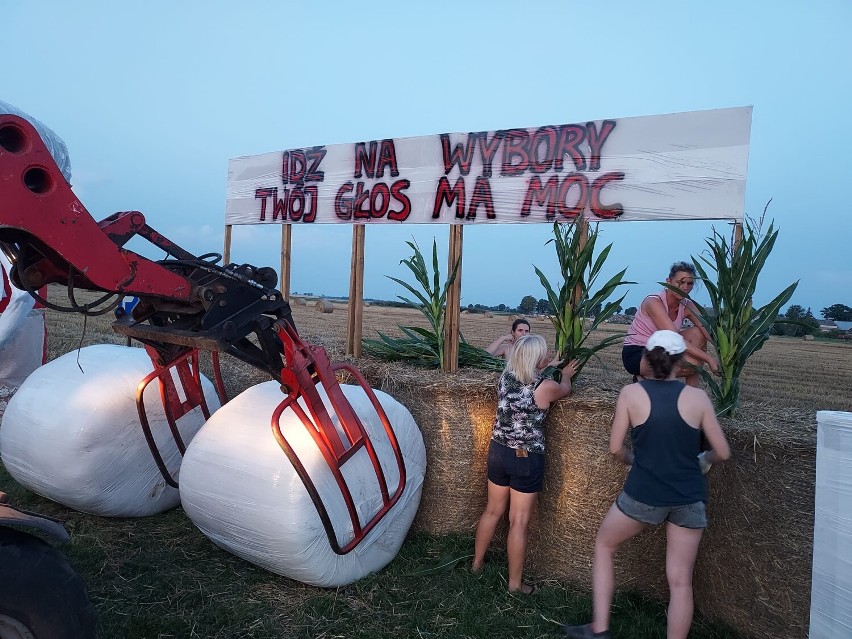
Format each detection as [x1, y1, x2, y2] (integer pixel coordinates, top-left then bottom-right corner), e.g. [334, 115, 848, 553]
[226, 107, 751, 225]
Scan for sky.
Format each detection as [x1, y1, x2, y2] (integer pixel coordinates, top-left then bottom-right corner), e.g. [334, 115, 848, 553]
[3, 1, 850, 317]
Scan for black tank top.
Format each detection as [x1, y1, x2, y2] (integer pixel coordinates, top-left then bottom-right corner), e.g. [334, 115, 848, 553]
[623, 379, 707, 506]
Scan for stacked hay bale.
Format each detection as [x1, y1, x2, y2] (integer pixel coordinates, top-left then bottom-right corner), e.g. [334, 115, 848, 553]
[357, 359, 813, 639]
[315, 300, 334, 313]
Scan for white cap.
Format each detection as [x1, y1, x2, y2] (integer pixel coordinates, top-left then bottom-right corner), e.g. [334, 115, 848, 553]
[646, 330, 686, 355]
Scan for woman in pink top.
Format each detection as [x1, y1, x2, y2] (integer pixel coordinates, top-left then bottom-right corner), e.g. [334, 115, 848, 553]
[621, 262, 718, 387]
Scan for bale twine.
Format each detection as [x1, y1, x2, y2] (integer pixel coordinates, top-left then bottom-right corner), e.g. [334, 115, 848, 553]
[315, 300, 334, 314]
[356, 358, 814, 639]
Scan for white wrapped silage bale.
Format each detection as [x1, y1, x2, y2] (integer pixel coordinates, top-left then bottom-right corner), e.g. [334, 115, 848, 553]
[810, 410, 852, 638]
[0, 344, 219, 516]
[179, 380, 426, 587]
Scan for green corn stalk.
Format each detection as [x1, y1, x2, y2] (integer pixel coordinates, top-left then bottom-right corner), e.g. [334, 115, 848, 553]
[534, 219, 633, 380]
[678, 216, 797, 417]
[362, 238, 504, 371]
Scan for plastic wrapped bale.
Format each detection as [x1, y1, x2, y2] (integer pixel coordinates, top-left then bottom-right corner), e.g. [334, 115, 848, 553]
[810, 410, 852, 638]
[179, 380, 426, 587]
[0, 344, 220, 516]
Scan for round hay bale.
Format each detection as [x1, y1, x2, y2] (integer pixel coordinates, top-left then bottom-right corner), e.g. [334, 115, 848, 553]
[315, 300, 334, 314]
[484, 312, 494, 318]
[291, 296, 305, 306]
[514, 314, 526, 321]
[803, 334, 815, 341]
[461, 310, 470, 315]
[364, 301, 371, 307]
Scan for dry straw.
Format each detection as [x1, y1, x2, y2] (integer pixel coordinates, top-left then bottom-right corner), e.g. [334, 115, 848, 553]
[315, 300, 334, 314]
[355, 357, 814, 639]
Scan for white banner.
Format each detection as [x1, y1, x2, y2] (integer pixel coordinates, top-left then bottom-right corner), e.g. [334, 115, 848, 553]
[226, 107, 751, 226]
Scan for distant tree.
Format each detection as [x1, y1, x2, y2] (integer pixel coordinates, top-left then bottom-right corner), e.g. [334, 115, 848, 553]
[773, 304, 820, 337]
[589, 301, 603, 317]
[613, 304, 623, 314]
[625, 306, 638, 316]
[821, 303, 852, 321]
[535, 298, 553, 315]
[518, 295, 537, 314]
[497, 303, 507, 312]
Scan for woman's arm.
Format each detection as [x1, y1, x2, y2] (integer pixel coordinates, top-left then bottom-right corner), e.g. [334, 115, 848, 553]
[609, 388, 634, 465]
[534, 360, 578, 409]
[486, 334, 512, 357]
[698, 392, 730, 464]
[644, 296, 717, 371]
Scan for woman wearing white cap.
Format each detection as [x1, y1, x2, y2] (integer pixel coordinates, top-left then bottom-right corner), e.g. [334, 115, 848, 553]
[621, 262, 718, 387]
[563, 330, 730, 639]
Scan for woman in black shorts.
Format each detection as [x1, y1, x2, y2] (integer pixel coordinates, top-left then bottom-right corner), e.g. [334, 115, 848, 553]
[564, 330, 730, 639]
[471, 334, 576, 594]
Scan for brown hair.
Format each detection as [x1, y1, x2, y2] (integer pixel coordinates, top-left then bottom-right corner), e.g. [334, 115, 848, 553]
[644, 347, 684, 379]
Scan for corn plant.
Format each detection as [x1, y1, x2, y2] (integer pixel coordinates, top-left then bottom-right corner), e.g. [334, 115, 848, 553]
[534, 219, 633, 379]
[362, 238, 504, 370]
[683, 216, 797, 416]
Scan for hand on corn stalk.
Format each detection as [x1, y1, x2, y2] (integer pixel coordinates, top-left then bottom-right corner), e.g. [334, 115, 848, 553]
[673, 215, 796, 417]
[535, 219, 633, 381]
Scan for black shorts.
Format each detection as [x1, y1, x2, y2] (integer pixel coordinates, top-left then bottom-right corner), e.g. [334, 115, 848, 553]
[486, 440, 545, 493]
[622, 345, 644, 376]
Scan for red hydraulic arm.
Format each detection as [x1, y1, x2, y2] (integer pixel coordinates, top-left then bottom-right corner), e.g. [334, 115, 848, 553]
[0, 113, 406, 553]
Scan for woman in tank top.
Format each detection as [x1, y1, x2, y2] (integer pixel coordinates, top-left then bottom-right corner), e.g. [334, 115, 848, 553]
[563, 330, 730, 639]
[622, 261, 719, 387]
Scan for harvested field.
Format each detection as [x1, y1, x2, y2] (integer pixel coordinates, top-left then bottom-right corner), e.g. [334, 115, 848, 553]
[4, 288, 851, 638]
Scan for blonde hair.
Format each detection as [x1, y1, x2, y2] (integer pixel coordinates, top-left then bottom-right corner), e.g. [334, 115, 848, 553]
[505, 334, 547, 385]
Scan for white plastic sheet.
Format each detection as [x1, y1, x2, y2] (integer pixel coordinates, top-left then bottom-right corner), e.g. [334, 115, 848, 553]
[810, 410, 852, 638]
[0, 344, 219, 516]
[0, 253, 44, 390]
[179, 381, 426, 587]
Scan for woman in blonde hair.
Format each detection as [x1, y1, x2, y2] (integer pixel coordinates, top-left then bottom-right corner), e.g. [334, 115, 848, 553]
[472, 334, 577, 594]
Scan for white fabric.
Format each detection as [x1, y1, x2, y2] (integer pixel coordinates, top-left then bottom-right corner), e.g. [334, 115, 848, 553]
[179, 380, 426, 587]
[0, 253, 43, 390]
[0, 344, 219, 516]
[810, 411, 852, 638]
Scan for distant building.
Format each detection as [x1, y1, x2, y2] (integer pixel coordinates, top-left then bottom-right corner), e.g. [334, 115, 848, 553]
[818, 319, 838, 332]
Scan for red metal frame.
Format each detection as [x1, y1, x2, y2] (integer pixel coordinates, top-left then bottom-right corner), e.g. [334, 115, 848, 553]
[270, 320, 407, 555]
[135, 346, 225, 488]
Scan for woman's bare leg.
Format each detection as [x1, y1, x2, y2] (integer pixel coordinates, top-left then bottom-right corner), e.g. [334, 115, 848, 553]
[664, 522, 703, 639]
[679, 326, 708, 387]
[591, 503, 647, 633]
[506, 488, 537, 592]
[472, 480, 509, 573]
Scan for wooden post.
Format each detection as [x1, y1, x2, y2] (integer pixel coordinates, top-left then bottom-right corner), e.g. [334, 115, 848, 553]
[442, 225, 463, 373]
[732, 221, 743, 254]
[223, 224, 232, 265]
[346, 225, 365, 357]
[572, 218, 589, 307]
[280, 224, 292, 301]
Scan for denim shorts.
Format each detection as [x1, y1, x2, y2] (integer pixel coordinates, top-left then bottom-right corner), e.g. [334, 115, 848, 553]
[616, 491, 707, 529]
[486, 440, 545, 494]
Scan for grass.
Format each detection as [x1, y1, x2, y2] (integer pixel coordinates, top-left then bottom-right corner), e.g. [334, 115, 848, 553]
[0, 464, 740, 638]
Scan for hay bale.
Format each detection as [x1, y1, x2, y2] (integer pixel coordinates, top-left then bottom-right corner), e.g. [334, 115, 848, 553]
[803, 334, 815, 341]
[291, 296, 305, 306]
[356, 359, 814, 639]
[461, 310, 470, 315]
[315, 300, 334, 314]
[484, 312, 494, 318]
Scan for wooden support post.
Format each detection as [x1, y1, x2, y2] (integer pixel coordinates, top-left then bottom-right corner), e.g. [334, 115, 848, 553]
[280, 224, 292, 301]
[572, 218, 589, 307]
[346, 225, 365, 357]
[443, 225, 463, 373]
[223, 224, 232, 265]
[732, 221, 743, 254]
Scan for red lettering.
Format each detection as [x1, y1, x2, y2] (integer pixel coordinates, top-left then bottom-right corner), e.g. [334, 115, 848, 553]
[440, 133, 476, 175]
[305, 147, 326, 182]
[478, 131, 503, 178]
[302, 186, 318, 222]
[529, 126, 558, 174]
[590, 172, 625, 219]
[388, 179, 411, 221]
[370, 182, 390, 218]
[586, 120, 616, 171]
[432, 176, 466, 218]
[468, 176, 496, 219]
[353, 182, 371, 218]
[255, 188, 276, 221]
[288, 151, 306, 183]
[520, 176, 558, 218]
[289, 189, 304, 221]
[555, 125, 586, 172]
[557, 173, 589, 219]
[376, 139, 400, 178]
[335, 183, 354, 219]
[272, 191, 288, 221]
[354, 141, 377, 179]
[500, 129, 530, 176]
